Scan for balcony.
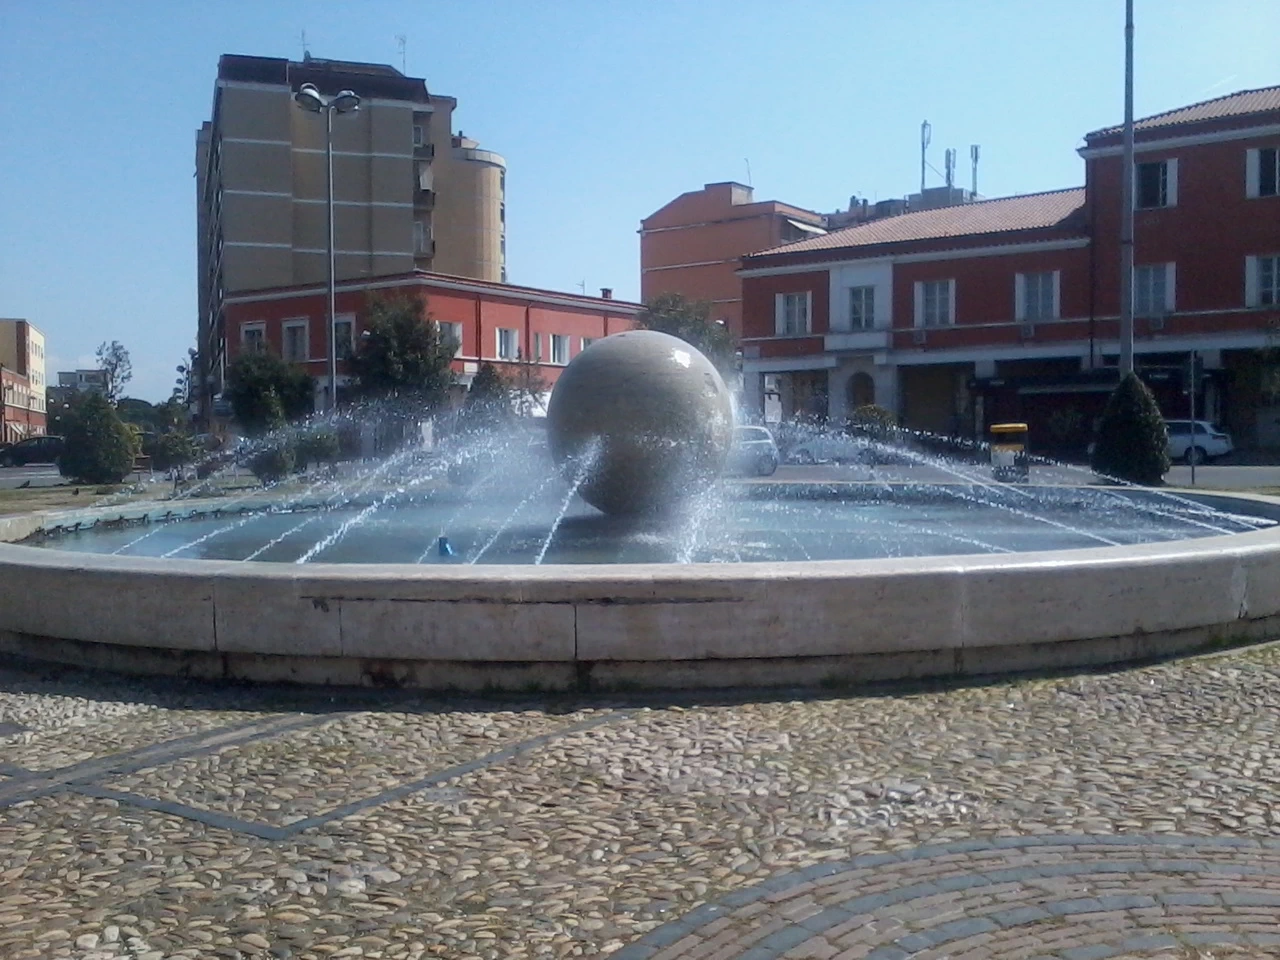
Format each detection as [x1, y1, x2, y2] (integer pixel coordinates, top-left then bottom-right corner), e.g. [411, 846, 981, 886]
[413, 142, 435, 160]
[824, 330, 891, 352]
[414, 188, 436, 210]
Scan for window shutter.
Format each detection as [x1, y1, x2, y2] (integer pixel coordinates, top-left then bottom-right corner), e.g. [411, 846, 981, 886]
[1246, 149, 1261, 199]
[913, 281, 924, 327]
[1014, 273, 1026, 322]
[803, 292, 812, 333]
[1165, 262, 1177, 313]
[1166, 158, 1178, 207]
[947, 280, 957, 325]
[1052, 271, 1062, 320]
[774, 294, 785, 335]
[1245, 256, 1260, 307]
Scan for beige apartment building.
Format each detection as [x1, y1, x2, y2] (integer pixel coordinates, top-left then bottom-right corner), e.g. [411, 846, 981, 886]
[196, 53, 505, 417]
[0, 319, 47, 443]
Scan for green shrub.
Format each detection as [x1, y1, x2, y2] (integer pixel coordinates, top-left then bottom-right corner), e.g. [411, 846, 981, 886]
[249, 442, 296, 484]
[295, 426, 340, 469]
[150, 431, 199, 472]
[1091, 372, 1170, 484]
[59, 393, 139, 484]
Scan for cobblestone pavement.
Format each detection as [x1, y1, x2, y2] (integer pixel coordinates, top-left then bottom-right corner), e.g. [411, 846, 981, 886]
[3, 643, 1280, 959]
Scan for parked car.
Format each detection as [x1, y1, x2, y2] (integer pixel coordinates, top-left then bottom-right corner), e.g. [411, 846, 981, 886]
[787, 433, 873, 465]
[0, 435, 64, 467]
[726, 425, 779, 476]
[1165, 419, 1233, 465]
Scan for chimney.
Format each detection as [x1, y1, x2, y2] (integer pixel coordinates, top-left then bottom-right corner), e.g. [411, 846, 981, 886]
[600, 288, 613, 299]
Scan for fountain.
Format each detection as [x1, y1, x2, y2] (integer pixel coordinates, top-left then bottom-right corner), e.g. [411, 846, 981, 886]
[3, 333, 1280, 691]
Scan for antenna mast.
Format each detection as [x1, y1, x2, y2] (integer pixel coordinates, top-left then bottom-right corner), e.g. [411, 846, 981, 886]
[970, 145, 980, 196]
[396, 35, 407, 73]
[920, 121, 932, 193]
[301, 30, 309, 58]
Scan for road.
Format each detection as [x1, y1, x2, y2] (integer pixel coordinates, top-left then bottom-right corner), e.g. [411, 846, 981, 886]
[0, 465, 64, 490]
[760, 461, 1280, 490]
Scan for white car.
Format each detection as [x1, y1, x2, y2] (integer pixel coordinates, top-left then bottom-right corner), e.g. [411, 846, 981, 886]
[788, 434, 873, 465]
[1165, 420, 1233, 465]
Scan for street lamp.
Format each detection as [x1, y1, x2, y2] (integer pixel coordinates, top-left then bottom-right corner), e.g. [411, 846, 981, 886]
[294, 82, 360, 411]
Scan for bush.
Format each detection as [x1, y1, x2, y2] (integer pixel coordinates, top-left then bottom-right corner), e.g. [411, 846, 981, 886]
[59, 393, 139, 484]
[1091, 372, 1170, 484]
[295, 426, 340, 469]
[248, 442, 296, 484]
[150, 431, 199, 472]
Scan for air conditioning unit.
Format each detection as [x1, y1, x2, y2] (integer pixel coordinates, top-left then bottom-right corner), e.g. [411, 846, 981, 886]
[1148, 315, 1165, 332]
[1019, 323, 1036, 340]
[912, 329, 927, 346]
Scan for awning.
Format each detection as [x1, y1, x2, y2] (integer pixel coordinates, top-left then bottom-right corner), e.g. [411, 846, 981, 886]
[785, 218, 827, 235]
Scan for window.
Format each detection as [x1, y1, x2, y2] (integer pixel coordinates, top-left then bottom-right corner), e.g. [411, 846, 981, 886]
[412, 124, 424, 147]
[1134, 263, 1174, 316]
[1247, 255, 1280, 307]
[550, 334, 569, 365]
[775, 292, 811, 335]
[496, 327, 519, 361]
[413, 220, 428, 254]
[282, 320, 309, 363]
[532, 332, 543, 361]
[581, 337, 596, 351]
[914, 279, 954, 327]
[848, 286, 875, 330]
[440, 321, 463, 356]
[1136, 159, 1177, 208]
[1247, 148, 1279, 198]
[1017, 271, 1059, 321]
[334, 317, 354, 360]
[241, 323, 266, 352]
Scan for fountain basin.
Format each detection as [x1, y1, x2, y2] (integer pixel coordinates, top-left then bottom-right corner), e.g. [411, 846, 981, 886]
[3, 487, 1280, 691]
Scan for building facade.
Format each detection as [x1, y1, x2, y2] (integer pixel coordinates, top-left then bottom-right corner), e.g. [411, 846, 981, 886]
[0, 320, 47, 444]
[739, 87, 1280, 451]
[196, 53, 506, 419]
[640, 183, 827, 337]
[223, 271, 642, 410]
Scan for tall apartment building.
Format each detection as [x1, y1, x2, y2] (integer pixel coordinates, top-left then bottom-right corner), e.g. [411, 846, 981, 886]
[0, 319, 47, 443]
[196, 53, 506, 419]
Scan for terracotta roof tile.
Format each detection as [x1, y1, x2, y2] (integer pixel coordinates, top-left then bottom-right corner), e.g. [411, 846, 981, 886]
[1088, 85, 1280, 138]
[752, 187, 1086, 258]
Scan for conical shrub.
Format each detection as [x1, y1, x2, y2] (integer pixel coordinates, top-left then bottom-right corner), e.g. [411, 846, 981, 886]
[1090, 372, 1170, 484]
[58, 392, 139, 484]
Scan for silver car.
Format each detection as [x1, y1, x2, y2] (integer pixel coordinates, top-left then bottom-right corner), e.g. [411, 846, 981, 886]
[727, 426, 779, 476]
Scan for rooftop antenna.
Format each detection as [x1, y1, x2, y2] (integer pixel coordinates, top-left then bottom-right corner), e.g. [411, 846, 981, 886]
[301, 29, 309, 58]
[396, 35, 407, 73]
[744, 158, 753, 187]
[920, 121, 932, 193]
[577, 280, 586, 295]
[944, 148, 955, 189]
[970, 144, 980, 196]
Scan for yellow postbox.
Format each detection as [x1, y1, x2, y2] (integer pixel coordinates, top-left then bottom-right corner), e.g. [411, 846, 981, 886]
[989, 422, 1030, 482]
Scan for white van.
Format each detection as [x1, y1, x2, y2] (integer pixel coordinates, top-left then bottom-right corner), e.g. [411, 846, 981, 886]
[1165, 420, 1233, 465]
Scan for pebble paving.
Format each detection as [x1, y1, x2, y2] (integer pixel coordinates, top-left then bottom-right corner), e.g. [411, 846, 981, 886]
[2, 642, 1280, 959]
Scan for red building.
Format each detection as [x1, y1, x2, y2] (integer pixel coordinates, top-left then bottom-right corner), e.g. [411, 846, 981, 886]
[223, 271, 642, 412]
[739, 86, 1280, 451]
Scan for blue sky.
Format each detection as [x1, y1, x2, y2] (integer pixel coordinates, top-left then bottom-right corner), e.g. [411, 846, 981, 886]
[1, 1, 1276, 401]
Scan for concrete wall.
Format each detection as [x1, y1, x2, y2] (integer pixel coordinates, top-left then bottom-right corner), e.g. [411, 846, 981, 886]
[4, 493, 1280, 691]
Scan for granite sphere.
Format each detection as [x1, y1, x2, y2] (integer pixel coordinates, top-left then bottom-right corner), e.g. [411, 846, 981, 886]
[545, 330, 734, 516]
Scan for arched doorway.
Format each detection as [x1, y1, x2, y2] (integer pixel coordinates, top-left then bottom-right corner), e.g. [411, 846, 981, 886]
[846, 371, 875, 412]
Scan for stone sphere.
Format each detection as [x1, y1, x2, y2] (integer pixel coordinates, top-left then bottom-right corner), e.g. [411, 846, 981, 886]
[545, 330, 734, 516]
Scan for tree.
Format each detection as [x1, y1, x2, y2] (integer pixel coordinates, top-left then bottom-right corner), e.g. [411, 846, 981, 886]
[95, 340, 133, 404]
[347, 295, 455, 409]
[246, 388, 296, 483]
[636, 292, 737, 373]
[460, 361, 511, 432]
[1091, 372, 1170, 485]
[505, 352, 549, 418]
[58, 391, 139, 484]
[225, 351, 313, 437]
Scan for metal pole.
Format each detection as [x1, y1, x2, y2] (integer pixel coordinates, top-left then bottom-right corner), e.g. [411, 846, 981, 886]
[1119, 0, 1136, 376]
[326, 106, 338, 412]
[1189, 350, 1197, 485]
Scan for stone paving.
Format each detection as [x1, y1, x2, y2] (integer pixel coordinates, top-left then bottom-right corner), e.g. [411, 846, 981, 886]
[3, 643, 1280, 959]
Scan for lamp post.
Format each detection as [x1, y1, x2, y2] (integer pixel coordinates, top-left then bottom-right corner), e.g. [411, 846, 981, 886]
[293, 82, 361, 412]
[1118, 0, 1136, 376]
